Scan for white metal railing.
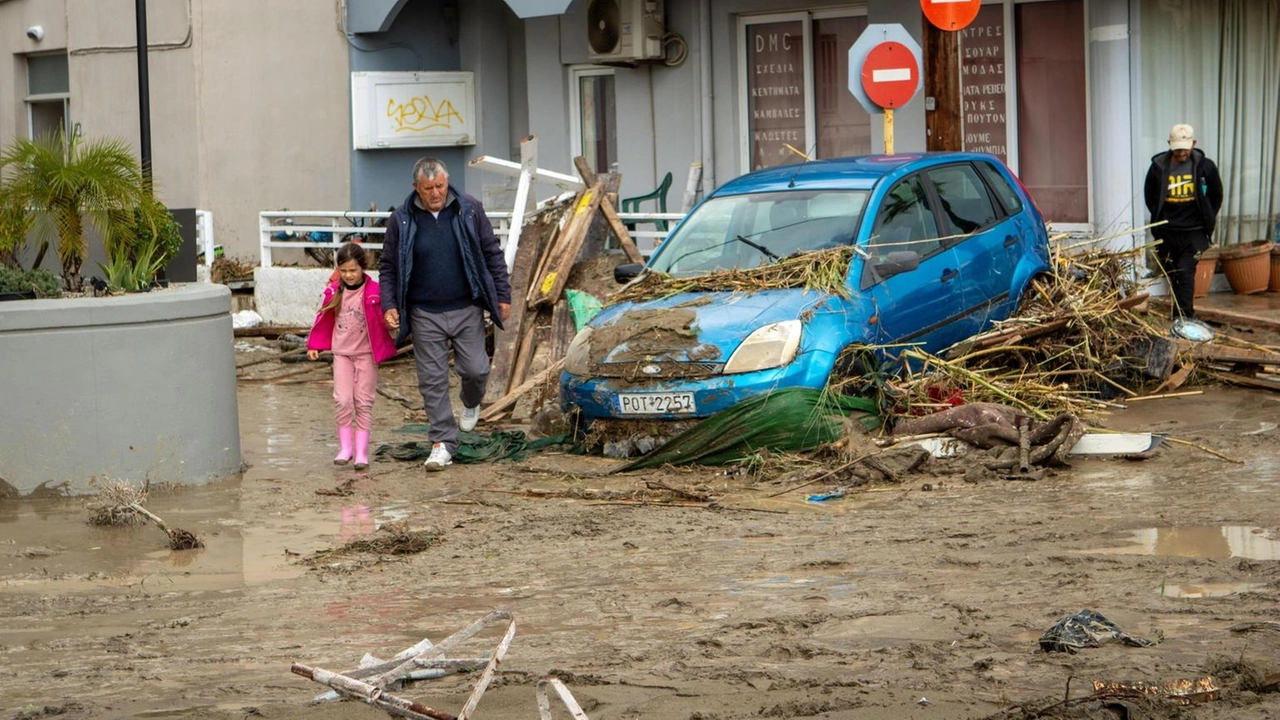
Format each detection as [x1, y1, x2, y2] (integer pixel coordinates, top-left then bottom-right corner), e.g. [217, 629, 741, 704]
[257, 209, 683, 267]
[196, 210, 216, 271]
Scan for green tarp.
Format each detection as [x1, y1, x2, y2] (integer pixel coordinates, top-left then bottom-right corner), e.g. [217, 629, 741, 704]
[375, 425, 570, 464]
[619, 387, 880, 471]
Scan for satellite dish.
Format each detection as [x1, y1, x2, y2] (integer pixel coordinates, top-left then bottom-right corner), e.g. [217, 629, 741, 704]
[588, 0, 621, 55]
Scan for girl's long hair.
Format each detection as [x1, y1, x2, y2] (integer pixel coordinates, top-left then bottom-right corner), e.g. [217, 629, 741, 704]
[319, 242, 368, 314]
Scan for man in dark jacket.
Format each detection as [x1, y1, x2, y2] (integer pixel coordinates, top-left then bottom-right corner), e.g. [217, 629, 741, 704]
[1143, 123, 1223, 319]
[380, 157, 512, 471]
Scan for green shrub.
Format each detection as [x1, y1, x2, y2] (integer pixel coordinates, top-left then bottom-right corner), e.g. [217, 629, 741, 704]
[99, 230, 165, 293]
[0, 203, 33, 268]
[0, 264, 62, 298]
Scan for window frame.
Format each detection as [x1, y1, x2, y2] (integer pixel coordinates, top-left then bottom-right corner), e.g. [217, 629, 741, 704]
[923, 162, 1003, 238]
[962, 0, 1091, 232]
[568, 64, 617, 174]
[869, 173, 945, 257]
[24, 53, 71, 141]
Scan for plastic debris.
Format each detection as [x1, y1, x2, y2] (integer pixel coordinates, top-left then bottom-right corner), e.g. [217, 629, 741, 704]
[231, 309, 263, 329]
[1039, 609, 1162, 654]
[806, 488, 846, 503]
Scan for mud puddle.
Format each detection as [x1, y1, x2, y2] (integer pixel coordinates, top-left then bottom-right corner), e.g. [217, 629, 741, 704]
[1086, 525, 1280, 560]
[0, 484, 416, 597]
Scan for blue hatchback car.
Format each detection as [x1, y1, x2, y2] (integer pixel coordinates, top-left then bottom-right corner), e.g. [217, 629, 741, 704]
[561, 153, 1051, 424]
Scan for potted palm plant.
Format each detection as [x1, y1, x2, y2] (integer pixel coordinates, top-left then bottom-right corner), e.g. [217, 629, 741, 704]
[0, 130, 241, 497]
[0, 130, 151, 291]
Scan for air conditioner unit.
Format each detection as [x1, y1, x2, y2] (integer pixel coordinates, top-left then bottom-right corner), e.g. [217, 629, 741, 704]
[587, 0, 664, 65]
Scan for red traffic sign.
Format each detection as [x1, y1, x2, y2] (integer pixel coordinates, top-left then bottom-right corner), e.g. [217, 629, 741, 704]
[921, 0, 982, 31]
[860, 41, 919, 109]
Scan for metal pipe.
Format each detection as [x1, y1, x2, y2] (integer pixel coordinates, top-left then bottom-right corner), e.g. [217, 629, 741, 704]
[136, 0, 152, 186]
[699, 0, 715, 194]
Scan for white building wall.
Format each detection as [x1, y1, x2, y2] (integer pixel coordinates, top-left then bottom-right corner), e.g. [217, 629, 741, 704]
[193, 0, 350, 260]
[0, 0, 350, 262]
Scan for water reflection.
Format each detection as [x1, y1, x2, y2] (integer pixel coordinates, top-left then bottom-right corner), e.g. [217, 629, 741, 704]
[1158, 581, 1263, 599]
[1092, 526, 1280, 560]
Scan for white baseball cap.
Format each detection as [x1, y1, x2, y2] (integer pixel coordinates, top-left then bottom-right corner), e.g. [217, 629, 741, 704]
[1168, 123, 1195, 150]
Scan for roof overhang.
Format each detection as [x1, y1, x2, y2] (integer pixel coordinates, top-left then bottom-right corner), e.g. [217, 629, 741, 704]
[500, 0, 573, 18]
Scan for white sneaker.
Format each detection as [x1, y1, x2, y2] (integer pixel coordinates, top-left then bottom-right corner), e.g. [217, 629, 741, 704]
[459, 404, 480, 432]
[424, 443, 452, 471]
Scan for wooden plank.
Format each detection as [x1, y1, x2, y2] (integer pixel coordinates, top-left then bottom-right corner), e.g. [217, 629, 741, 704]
[526, 198, 577, 307]
[529, 183, 604, 309]
[578, 173, 622, 263]
[1204, 369, 1280, 392]
[1174, 340, 1280, 366]
[507, 306, 544, 393]
[1152, 297, 1280, 333]
[485, 221, 548, 403]
[549, 299, 574, 361]
[599, 197, 645, 264]
[480, 358, 565, 421]
[573, 156, 598, 187]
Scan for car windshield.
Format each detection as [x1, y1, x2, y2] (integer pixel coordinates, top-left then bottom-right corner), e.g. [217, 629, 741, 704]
[649, 190, 869, 277]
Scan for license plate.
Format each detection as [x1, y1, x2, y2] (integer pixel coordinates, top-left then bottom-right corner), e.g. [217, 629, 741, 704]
[615, 392, 696, 416]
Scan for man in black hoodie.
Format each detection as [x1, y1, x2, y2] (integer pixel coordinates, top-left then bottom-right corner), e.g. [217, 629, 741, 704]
[1143, 123, 1223, 319]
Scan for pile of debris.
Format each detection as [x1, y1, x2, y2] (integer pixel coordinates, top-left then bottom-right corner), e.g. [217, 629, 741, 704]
[864, 244, 1280, 422]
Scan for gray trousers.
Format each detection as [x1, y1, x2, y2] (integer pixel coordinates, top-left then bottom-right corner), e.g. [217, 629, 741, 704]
[409, 305, 489, 451]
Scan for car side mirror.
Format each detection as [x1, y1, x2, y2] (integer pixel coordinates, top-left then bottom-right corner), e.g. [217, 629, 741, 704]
[871, 251, 920, 279]
[614, 263, 644, 284]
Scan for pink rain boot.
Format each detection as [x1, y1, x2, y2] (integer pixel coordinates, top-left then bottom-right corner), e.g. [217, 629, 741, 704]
[334, 426, 354, 466]
[353, 429, 371, 471]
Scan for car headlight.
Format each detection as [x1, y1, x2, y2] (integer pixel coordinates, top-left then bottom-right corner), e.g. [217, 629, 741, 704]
[723, 320, 802, 374]
[563, 326, 593, 376]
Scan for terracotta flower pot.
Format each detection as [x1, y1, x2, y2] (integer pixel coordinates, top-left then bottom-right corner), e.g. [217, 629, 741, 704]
[1219, 241, 1273, 295]
[1270, 245, 1280, 293]
[1194, 247, 1219, 298]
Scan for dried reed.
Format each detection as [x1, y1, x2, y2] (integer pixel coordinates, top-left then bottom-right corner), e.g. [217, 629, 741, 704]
[610, 246, 856, 305]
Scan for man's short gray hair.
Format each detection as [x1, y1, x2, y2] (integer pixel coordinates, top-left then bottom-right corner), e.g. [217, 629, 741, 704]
[413, 157, 448, 183]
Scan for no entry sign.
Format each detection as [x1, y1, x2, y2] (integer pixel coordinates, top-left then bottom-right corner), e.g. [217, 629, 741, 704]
[921, 0, 982, 31]
[861, 41, 919, 109]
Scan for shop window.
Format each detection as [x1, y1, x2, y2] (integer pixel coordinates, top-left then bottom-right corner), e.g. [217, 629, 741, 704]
[959, 0, 1087, 225]
[741, 10, 869, 171]
[26, 53, 70, 140]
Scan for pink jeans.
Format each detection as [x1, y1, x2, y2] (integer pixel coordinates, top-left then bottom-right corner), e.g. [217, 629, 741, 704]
[333, 353, 377, 430]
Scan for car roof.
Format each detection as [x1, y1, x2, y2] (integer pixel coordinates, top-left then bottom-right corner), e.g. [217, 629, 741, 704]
[710, 152, 1004, 196]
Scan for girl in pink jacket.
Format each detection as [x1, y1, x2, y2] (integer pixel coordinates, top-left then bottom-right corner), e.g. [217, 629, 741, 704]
[307, 243, 397, 470]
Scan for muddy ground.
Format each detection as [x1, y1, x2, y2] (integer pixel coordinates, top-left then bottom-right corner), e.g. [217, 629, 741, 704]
[2, 346, 1279, 720]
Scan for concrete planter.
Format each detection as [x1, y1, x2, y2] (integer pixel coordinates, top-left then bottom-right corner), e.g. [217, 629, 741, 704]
[0, 284, 242, 496]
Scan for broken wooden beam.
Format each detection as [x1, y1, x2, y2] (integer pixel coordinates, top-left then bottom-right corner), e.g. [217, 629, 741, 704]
[481, 359, 565, 422]
[528, 183, 604, 310]
[1174, 340, 1280, 366]
[291, 663, 455, 720]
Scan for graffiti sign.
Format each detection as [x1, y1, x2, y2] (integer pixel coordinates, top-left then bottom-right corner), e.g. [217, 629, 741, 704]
[352, 71, 476, 149]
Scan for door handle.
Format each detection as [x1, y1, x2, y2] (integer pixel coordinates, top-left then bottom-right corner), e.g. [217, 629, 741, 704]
[1004, 235, 1018, 248]
[940, 268, 958, 282]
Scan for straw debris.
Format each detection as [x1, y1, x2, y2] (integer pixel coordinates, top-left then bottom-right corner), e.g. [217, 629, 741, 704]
[868, 245, 1176, 420]
[610, 246, 856, 305]
[306, 521, 440, 565]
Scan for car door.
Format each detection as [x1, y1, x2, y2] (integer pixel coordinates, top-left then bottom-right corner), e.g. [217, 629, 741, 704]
[859, 172, 967, 353]
[922, 161, 1019, 341]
